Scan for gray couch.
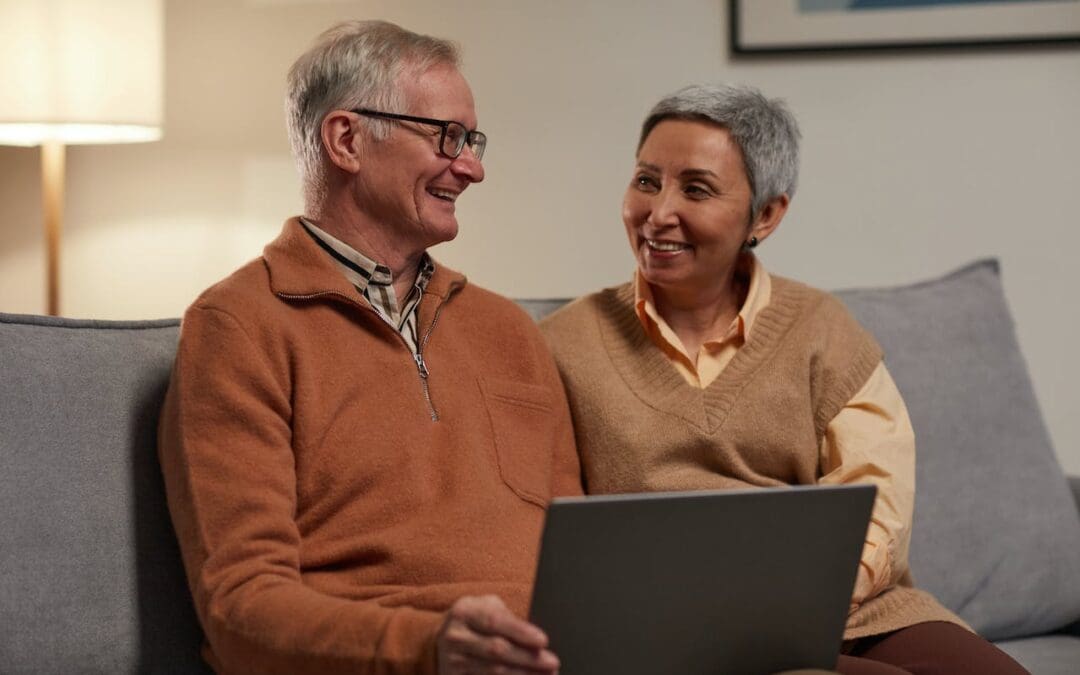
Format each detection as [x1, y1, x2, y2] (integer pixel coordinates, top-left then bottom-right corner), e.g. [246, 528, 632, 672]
[2, 259, 1079, 674]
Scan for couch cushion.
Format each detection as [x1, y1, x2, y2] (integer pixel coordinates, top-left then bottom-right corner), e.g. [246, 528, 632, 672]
[835, 260, 1080, 641]
[0, 313, 209, 674]
[994, 635, 1080, 675]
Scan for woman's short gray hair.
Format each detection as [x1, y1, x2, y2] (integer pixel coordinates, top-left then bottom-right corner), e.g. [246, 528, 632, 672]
[285, 20, 460, 206]
[639, 83, 801, 217]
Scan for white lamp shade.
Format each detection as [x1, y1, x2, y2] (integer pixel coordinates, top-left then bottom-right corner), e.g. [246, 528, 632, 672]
[0, 0, 163, 146]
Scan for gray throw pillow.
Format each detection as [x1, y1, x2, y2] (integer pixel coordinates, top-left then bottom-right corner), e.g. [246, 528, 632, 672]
[836, 259, 1080, 641]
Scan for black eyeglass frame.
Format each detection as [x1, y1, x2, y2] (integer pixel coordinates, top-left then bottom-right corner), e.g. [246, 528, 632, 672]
[352, 108, 486, 161]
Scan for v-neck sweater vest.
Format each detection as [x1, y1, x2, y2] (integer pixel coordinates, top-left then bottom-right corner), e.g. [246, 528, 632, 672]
[540, 276, 966, 640]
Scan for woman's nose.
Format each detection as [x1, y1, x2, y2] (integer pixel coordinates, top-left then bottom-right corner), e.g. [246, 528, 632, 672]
[647, 188, 680, 227]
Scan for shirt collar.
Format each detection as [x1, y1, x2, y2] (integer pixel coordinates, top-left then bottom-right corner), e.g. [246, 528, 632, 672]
[299, 217, 434, 296]
[264, 217, 463, 302]
[299, 217, 393, 291]
[633, 251, 771, 346]
[740, 253, 771, 340]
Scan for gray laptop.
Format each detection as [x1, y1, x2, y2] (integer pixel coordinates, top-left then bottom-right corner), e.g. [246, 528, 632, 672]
[528, 484, 876, 675]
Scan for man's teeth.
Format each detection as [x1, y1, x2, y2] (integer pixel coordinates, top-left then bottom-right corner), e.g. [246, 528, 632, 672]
[646, 239, 687, 252]
[428, 188, 457, 202]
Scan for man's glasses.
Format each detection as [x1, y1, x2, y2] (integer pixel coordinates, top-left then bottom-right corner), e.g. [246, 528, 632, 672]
[353, 108, 487, 161]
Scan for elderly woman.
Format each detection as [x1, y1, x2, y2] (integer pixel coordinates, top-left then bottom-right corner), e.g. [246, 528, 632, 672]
[539, 84, 1026, 675]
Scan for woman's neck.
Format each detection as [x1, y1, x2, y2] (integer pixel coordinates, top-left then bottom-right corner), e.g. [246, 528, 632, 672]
[651, 272, 748, 362]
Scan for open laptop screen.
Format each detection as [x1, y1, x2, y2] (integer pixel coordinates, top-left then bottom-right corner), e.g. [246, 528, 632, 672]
[528, 484, 875, 675]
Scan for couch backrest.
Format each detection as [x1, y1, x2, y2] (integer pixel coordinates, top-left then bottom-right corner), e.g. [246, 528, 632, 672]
[3, 259, 1079, 674]
[0, 314, 209, 674]
[834, 260, 1080, 640]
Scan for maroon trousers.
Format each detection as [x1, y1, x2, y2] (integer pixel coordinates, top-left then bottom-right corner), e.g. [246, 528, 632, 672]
[835, 621, 1029, 675]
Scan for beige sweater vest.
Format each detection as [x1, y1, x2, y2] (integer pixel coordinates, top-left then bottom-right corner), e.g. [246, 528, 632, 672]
[540, 276, 966, 640]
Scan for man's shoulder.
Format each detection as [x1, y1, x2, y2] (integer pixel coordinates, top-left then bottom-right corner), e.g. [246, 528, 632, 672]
[452, 281, 539, 332]
[185, 255, 274, 325]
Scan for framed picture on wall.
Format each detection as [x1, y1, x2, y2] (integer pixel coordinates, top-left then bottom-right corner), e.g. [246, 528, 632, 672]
[730, 0, 1080, 53]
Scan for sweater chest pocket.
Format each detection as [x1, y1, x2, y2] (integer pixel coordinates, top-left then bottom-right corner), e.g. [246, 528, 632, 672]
[478, 377, 555, 508]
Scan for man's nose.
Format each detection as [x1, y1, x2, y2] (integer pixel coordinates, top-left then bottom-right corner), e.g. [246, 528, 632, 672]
[450, 146, 484, 183]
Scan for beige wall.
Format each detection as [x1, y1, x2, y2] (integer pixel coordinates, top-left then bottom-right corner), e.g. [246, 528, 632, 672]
[1, 0, 1078, 472]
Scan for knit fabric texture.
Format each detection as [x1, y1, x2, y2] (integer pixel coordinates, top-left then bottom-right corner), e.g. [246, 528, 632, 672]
[540, 276, 964, 639]
[158, 218, 582, 675]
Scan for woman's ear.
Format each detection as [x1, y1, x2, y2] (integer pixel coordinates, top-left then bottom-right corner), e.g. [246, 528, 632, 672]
[320, 110, 363, 174]
[749, 194, 790, 245]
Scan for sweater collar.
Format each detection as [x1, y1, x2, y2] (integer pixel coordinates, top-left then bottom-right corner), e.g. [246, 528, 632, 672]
[631, 252, 772, 358]
[602, 275, 806, 433]
[264, 217, 466, 303]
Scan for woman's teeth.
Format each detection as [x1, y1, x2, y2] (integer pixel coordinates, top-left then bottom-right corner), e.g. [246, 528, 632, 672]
[646, 239, 687, 252]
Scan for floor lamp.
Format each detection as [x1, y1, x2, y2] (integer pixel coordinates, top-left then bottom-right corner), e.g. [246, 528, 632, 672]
[0, 0, 163, 316]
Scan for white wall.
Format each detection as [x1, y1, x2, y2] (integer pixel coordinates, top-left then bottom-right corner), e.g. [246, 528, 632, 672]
[1, 0, 1077, 472]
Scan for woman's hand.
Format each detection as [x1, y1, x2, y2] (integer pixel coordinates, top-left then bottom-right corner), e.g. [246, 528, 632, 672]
[436, 595, 560, 674]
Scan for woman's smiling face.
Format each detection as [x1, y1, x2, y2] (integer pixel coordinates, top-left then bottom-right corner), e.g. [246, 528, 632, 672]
[622, 118, 757, 301]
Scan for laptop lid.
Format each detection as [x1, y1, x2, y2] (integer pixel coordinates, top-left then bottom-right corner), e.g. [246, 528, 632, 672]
[528, 484, 876, 675]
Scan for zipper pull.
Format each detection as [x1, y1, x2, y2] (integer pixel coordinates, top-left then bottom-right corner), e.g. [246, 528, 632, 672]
[414, 351, 429, 379]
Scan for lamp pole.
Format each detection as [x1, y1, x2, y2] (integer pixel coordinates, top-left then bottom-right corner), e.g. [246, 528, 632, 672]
[41, 140, 64, 316]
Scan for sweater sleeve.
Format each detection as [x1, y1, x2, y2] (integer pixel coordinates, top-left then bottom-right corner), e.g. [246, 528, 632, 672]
[817, 362, 916, 612]
[158, 304, 443, 675]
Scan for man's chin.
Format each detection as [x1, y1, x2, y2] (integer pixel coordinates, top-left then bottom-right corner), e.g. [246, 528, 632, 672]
[422, 219, 459, 247]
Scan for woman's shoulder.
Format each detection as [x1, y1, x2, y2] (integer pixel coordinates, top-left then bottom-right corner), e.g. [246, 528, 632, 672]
[540, 283, 631, 326]
[766, 273, 880, 353]
[770, 273, 833, 305]
[766, 273, 884, 410]
[769, 274, 858, 322]
[539, 282, 634, 347]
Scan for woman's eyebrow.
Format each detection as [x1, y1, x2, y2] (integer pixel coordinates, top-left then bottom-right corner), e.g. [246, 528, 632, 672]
[636, 162, 717, 179]
[680, 168, 719, 179]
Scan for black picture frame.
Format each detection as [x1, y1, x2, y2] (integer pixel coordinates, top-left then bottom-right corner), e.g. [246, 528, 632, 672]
[730, 0, 1080, 54]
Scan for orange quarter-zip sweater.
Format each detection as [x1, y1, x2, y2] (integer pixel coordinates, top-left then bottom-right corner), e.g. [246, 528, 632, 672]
[158, 218, 582, 675]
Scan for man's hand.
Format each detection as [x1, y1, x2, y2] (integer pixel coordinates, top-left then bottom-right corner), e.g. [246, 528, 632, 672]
[436, 595, 560, 674]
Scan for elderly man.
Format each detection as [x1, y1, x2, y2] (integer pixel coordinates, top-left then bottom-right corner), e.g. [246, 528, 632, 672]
[158, 20, 580, 675]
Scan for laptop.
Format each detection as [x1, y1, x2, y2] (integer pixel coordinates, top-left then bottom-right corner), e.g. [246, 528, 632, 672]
[528, 484, 875, 675]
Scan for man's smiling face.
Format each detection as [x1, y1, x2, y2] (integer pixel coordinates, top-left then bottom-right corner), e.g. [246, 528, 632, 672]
[351, 62, 485, 255]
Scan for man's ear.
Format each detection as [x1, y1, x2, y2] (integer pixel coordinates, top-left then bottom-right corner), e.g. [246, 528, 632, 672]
[321, 110, 363, 173]
[749, 194, 790, 245]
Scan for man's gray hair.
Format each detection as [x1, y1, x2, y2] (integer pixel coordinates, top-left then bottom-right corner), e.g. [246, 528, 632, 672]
[285, 20, 460, 206]
[639, 83, 801, 217]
